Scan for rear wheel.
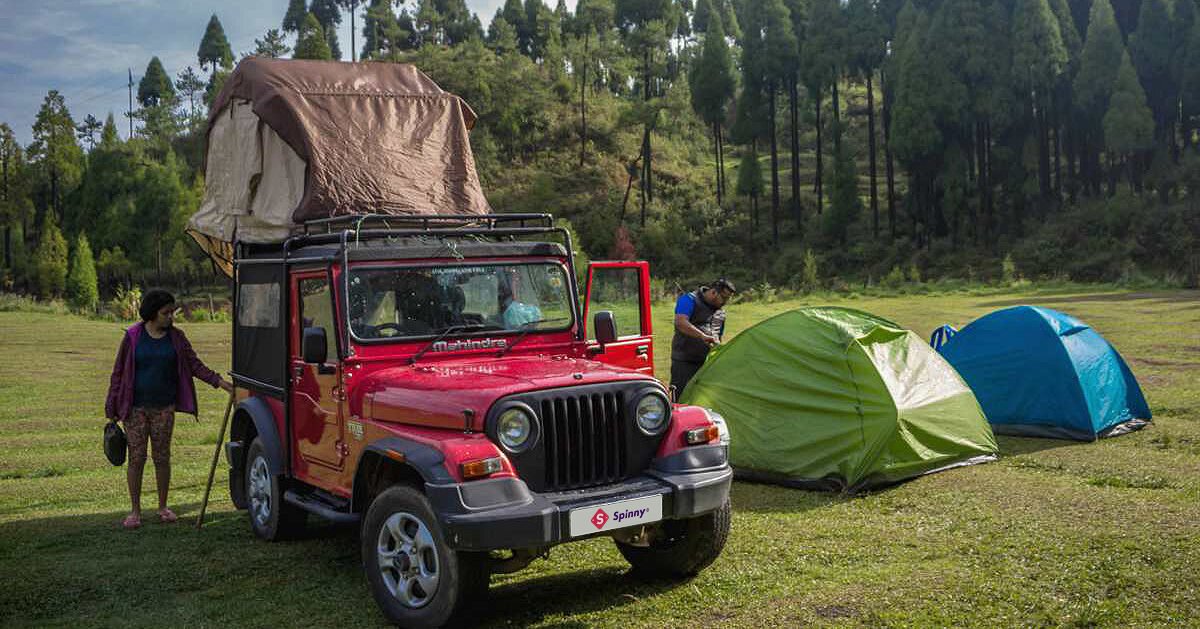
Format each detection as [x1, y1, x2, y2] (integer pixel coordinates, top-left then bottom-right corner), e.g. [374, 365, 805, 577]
[245, 438, 306, 541]
[362, 485, 489, 627]
[615, 497, 731, 578]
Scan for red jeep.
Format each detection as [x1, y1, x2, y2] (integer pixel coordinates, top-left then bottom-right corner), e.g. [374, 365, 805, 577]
[223, 214, 732, 626]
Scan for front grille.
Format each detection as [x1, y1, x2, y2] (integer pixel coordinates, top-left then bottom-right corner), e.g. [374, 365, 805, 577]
[495, 383, 665, 493]
[540, 392, 628, 490]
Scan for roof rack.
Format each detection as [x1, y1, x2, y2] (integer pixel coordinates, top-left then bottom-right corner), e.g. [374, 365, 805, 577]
[301, 213, 554, 235]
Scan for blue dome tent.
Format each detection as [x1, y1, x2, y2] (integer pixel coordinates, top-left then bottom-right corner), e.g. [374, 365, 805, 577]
[938, 306, 1151, 441]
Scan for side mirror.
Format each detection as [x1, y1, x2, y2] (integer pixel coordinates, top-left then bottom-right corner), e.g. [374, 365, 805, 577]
[594, 310, 618, 345]
[302, 327, 328, 364]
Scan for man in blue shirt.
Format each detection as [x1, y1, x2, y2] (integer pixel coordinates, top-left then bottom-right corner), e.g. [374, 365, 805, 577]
[670, 279, 736, 398]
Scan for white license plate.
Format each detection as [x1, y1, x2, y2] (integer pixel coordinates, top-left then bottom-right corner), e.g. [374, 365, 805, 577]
[568, 494, 663, 537]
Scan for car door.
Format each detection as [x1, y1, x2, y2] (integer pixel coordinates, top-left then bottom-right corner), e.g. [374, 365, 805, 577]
[290, 270, 345, 472]
[583, 261, 654, 376]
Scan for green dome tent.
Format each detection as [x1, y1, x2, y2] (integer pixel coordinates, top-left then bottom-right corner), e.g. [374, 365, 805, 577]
[680, 307, 998, 491]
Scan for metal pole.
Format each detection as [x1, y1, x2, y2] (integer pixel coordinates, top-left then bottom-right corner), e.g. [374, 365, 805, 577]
[195, 389, 236, 529]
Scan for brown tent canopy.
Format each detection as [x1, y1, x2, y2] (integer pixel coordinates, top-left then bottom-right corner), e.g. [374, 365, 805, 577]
[188, 58, 490, 275]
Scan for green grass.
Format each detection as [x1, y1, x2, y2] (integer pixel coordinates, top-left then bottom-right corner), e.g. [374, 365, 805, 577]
[2, 287, 1199, 627]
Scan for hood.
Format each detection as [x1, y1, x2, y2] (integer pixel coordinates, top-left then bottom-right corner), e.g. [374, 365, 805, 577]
[361, 355, 656, 431]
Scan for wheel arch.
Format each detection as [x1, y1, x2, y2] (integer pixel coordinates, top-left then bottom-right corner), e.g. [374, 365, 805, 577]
[351, 437, 454, 514]
[233, 396, 285, 475]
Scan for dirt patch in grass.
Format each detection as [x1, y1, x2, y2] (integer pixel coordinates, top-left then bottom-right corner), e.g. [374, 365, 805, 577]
[980, 291, 1200, 307]
[1085, 474, 1173, 490]
[1130, 357, 1200, 369]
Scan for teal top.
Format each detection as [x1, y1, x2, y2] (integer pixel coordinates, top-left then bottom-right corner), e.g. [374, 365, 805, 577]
[132, 330, 177, 408]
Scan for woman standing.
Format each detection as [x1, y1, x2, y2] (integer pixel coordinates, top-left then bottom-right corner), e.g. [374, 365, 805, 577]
[105, 289, 233, 529]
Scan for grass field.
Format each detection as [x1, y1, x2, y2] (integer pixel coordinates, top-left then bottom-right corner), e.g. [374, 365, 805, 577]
[1, 288, 1198, 627]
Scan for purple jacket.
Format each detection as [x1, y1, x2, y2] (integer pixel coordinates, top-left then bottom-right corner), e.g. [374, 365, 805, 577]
[105, 323, 221, 421]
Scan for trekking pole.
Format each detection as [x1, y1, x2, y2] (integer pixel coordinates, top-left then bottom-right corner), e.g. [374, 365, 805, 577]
[196, 388, 236, 529]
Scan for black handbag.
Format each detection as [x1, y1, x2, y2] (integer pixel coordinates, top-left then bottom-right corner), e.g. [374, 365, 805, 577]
[104, 420, 127, 466]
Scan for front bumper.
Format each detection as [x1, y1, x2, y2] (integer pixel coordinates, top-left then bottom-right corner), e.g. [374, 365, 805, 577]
[425, 444, 732, 551]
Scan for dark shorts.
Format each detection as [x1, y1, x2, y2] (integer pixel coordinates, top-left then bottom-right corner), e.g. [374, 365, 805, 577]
[670, 360, 704, 399]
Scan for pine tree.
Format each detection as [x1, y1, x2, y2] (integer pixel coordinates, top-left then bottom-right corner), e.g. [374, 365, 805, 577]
[198, 14, 235, 76]
[254, 29, 291, 58]
[736, 148, 764, 231]
[1182, 19, 1200, 149]
[846, 0, 888, 237]
[688, 11, 734, 206]
[137, 57, 175, 108]
[1074, 0, 1123, 195]
[283, 0, 309, 34]
[0, 123, 24, 271]
[1104, 49, 1155, 187]
[67, 232, 98, 311]
[1130, 0, 1176, 147]
[761, 0, 798, 241]
[1012, 0, 1067, 201]
[29, 91, 83, 228]
[824, 141, 860, 245]
[34, 213, 68, 298]
[311, 0, 344, 58]
[75, 114, 102, 151]
[574, 0, 614, 165]
[175, 67, 205, 121]
[502, 0, 529, 54]
[294, 13, 334, 59]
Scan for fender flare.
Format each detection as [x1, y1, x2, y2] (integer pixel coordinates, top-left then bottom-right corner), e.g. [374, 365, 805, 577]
[351, 437, 454, 513]
[236, 396, 285, 476]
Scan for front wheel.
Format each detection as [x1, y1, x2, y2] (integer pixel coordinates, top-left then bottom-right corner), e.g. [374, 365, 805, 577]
[362, 485, 490, 627]
[615, 497, 731, 578]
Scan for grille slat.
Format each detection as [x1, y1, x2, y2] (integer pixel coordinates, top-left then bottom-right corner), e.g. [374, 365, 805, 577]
[540, 390, 630, 491]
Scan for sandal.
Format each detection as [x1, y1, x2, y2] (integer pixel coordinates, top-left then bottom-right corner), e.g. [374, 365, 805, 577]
[157, 508, 178, 524]
[122, 514, 142, 529]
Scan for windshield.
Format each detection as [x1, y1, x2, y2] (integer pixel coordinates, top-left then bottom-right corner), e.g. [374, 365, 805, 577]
[348, 263, 574, 340]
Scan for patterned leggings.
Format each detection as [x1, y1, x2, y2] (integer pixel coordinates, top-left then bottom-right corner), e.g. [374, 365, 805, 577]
[125, 406, 175, 467]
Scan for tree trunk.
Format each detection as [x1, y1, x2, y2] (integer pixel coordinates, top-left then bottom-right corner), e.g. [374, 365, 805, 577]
[814, 85, 824, 215]
[350, 1, 357, 62]
[973, 120, 983, 244]
[713, 121, 723, 206]
[831, 76, 841, 152]
[789, 76, 801, 226]
[984, 118, 994, 245]
[884, 92, 896, 239]
[1052, 103, 1062, 204]
[1037, 102, 1051, 201]
[718, 124, 726, 201]
[769, 83, 780, 244]
[580, 32, 588, 167]
[867, 72, 878, 239]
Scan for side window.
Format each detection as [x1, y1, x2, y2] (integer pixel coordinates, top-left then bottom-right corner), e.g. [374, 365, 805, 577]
[298, 277, 336, 361]
[588, 267, 644, 340]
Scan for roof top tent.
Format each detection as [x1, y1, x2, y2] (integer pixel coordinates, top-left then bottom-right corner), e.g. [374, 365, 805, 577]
[680, 307, 998, 492]
[937, 306, 1152, 441]
[186, 59, 560, 397]
[187, 57, 491, 276]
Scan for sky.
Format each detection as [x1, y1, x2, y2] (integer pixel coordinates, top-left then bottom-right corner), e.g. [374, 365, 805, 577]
[0, 0, 529, 147]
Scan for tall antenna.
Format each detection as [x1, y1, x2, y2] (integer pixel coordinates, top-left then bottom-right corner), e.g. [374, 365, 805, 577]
[127, 68, 134, 138]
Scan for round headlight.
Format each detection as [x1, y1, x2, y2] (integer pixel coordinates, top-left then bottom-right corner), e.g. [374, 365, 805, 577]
[497, 407, 534, 451]
[635, 393, 669, 434]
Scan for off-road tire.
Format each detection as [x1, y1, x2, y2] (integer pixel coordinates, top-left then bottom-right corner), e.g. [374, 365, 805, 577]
[244, 438, 306, 541]
[362, 485, 490, 628]
[615, 497, 731, 578]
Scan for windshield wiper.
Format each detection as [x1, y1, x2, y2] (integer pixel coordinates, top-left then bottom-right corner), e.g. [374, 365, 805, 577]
[495, 318, 569, 358]
[409, 323, 495, 364]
